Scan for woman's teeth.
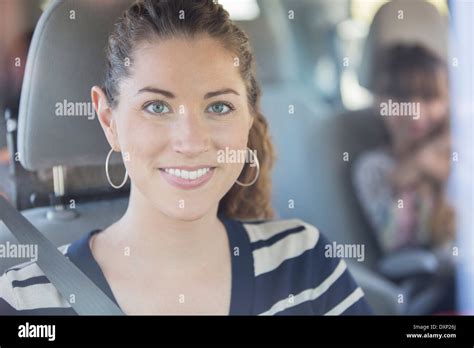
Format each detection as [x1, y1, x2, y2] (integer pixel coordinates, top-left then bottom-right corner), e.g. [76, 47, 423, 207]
[163, 168, 211, 180]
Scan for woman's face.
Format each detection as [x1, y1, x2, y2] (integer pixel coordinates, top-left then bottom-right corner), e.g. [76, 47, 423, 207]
[95, 36, 253, 221]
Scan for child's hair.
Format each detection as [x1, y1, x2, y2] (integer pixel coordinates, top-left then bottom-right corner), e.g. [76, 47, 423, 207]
[374, 44, 448, 101]
[103, 0, 275, 220]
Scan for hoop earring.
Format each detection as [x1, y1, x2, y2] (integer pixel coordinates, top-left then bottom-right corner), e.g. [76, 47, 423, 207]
[105, 148, 128, 189]
[236, 147, 260, 187]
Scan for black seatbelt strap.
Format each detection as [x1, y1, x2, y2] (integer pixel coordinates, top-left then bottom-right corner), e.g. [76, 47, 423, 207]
[0, 195, 124, 315]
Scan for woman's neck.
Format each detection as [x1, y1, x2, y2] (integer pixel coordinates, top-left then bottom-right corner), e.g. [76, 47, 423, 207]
[109, 185, 227, 271]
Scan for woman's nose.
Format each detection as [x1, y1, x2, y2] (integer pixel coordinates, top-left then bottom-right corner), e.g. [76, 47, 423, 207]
[171, 110, 210, 156]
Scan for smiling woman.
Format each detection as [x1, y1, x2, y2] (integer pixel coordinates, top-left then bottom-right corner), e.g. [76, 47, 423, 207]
[0, 0, 371, 316]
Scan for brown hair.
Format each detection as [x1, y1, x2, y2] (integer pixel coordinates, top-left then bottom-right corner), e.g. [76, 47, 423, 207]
[103, 0, 274, 220]
[374, 44, 448, 101]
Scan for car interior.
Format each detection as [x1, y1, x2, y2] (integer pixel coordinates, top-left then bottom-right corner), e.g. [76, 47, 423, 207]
[0, 0, 467, 317]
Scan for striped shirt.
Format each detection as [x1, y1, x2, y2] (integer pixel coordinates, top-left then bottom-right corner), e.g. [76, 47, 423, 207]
[0, 217, 372, 315]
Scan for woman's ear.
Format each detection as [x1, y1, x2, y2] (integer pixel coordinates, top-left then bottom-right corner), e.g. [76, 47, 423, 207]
[91, 86, 119, 150]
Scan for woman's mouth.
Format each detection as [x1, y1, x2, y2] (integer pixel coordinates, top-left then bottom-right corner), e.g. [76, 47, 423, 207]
[158, 166, 215, 190]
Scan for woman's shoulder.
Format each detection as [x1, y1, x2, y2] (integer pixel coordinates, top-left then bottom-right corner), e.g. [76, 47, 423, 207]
[0, 244, 76, 315]
[240, 218, 340, 269]
[238, 218, 372, 315]
[241, 218, 320, 246]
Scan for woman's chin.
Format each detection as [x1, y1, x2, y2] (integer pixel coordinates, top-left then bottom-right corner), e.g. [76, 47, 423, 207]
[161, 205, 212, 222]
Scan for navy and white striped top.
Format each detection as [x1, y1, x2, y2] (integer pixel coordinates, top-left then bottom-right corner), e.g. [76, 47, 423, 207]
[0, 217, 372, 315]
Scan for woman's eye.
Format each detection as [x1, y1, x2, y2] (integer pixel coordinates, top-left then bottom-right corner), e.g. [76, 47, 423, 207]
[207, 102, 233, 115]
[144, 101, 171, 115]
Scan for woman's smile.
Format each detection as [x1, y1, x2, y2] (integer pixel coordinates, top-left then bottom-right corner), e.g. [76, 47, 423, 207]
[158, 165, 217, 190]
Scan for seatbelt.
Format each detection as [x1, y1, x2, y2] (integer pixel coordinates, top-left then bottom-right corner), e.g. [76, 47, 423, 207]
[0, 195, 124, 315]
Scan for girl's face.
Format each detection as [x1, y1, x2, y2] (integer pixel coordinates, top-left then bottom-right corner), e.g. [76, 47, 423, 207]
[381, 70, 450, 147]
[94, 36, 253, 221]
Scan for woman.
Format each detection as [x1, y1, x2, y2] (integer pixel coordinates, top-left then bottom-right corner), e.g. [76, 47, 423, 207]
[0, 0, 371, 315]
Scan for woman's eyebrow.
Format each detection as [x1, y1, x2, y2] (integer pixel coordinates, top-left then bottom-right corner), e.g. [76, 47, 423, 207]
[136, 87, 175, 98]
[135, 87, 239, 99]
[204, 88, 240, 99]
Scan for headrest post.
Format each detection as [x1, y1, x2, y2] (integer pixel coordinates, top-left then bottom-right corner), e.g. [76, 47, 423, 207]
[52, 165, 65, 198]
[46, 165, 78, 221]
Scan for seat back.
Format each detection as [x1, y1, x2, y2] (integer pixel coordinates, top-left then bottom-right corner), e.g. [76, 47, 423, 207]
[358, 0, 448, 91]
[18, 0, 132, 170]
[0, 0, 133, 273]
